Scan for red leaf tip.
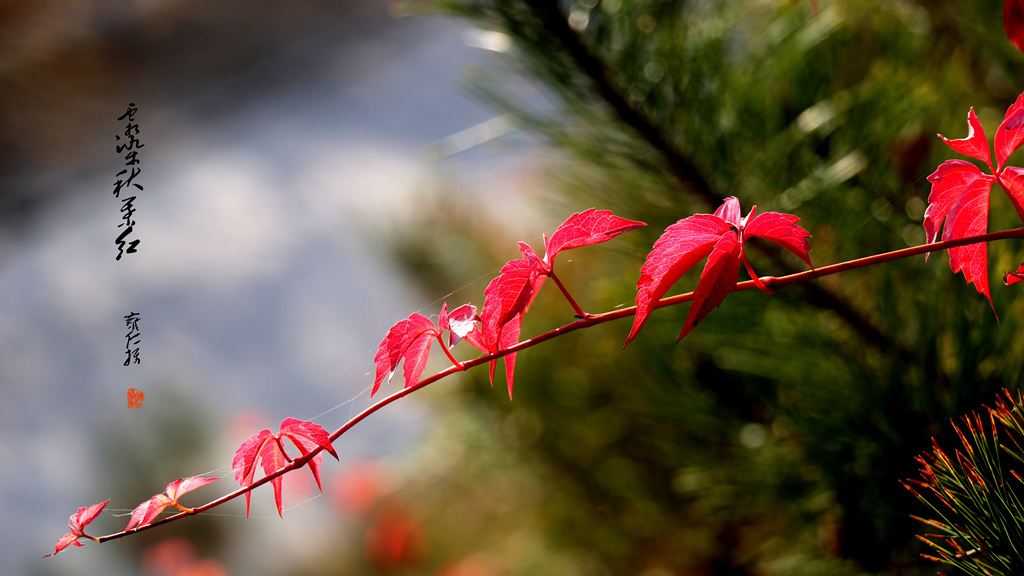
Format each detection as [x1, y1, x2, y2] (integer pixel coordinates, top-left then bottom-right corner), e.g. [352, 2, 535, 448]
[45, 499, 110, 557]
[543, 208, 645, 263]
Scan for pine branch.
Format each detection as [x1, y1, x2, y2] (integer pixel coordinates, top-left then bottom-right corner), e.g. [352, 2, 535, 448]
[907, 388, 1024, 576]
[519, 0, 900, 356]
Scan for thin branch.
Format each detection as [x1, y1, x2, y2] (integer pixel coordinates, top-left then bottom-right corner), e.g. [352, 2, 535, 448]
[95, 227, 1024, 543]
[548, 271, 587, 317]
[439, 335, 466, 369]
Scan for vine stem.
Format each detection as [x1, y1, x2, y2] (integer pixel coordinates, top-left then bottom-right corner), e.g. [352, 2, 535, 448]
[439, 335, 465, 370]
[548, 270, 587, 317]
[95, 227, 1024, 542]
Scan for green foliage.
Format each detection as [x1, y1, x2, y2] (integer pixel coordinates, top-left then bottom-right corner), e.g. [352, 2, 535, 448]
[907, 390, 1024, 576]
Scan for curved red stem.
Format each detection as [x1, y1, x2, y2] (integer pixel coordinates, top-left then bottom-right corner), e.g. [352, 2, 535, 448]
[94, 226, 1024, 542]
[548, 270, 587, 317]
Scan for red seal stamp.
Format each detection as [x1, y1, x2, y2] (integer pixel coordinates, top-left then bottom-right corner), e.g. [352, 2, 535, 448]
[127, 388, 145, 408]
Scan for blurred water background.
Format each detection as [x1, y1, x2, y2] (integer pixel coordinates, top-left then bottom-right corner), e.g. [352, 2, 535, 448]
[0, 2, 537, 574]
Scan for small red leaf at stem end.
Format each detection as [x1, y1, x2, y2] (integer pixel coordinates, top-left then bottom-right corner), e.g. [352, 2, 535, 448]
[1005, 263, 1024, 285]
[45, 500, 110, 557]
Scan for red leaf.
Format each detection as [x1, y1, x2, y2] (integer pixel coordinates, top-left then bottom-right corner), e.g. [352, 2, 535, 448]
[628, 197, 810, 345]
[462, 209, 642, 397]
[232, 428, 273, 517]
[1006, 262, 1024, 285]
[165, 476, 219, 502]
[442, 304, 479, 347]
[940, 108, 992, 169]
[925, 161, 994, 245]
[926, 91, 1024, 312]
[280, 417, 339, 494]
[713, 196, 743, 226]
[399, 331, 433, 391]
[465, 286, 531, 398]
[372, 303, 480, 396]
[543, 208, 646, 263]
[486, 258, 540, 329]
[627, 214, 731, 346]
[927, 163, 995, 311]
[519, 241, 546, 272]
[1005, 0, 1024, 54]
[743, 211, 813, 268]
[126, 494, 173, 532]
[944, 180, 994, 312]
[280, 418, 338, 460]
[259, 437, 290, 517]
[232, 419, 337, 518]
[996, 91, 1024, 169]
[483, 208, 643, 337]
[679, 231, 742, 340]
[70, 500, 109, 533]
[44, 500, 110, 557]
[125, 475, 219, 531]
[499, 312, 523, 399]
[468, 255, 546, 397]
[45, 533, 84, 558]
[372, 313, 437, 396]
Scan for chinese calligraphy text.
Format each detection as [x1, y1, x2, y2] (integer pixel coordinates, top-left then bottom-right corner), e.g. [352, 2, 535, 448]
[123, 312, 141, 366]
[114, 103, 142, 260]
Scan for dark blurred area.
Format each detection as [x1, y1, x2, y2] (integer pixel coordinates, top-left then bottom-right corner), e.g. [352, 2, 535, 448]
[0, 0, 390, 240]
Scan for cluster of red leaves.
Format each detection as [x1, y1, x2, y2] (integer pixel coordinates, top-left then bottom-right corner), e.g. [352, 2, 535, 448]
[44, 500, 109, 557]
[925, 91, 1024, 313]
[373, 303, 479, 396]
[364, 506, 425, 571]
[331, 459, 391, 515]
[126, 476, 218, 532]
[232, 418, 338, 517]
[47, 419, 337, 555]
[627, 197, 812, 345]
[141, 538, 227, 576]
[373, 209, 645, 399]
[328, 459, 423, 571]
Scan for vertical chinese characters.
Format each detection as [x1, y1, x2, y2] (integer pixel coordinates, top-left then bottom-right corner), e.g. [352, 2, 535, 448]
[124, 312, 141, 366]
[114, 103, 142, 260]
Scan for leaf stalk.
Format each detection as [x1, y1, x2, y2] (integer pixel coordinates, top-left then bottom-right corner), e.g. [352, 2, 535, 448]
[547, 271, 587, 317]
